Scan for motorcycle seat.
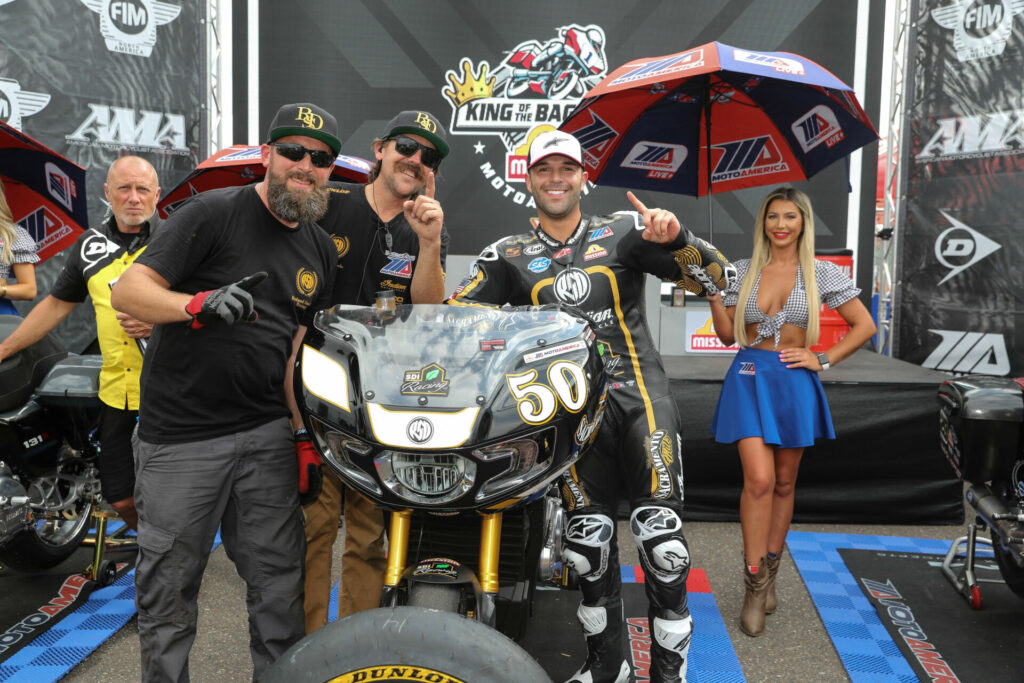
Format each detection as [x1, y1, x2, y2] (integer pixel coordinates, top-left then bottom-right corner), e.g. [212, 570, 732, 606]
[0, 316, 68, 413]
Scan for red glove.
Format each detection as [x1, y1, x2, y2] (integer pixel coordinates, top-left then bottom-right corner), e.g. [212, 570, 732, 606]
[295, 429, 322, 506]
[185, 272, 267, 330]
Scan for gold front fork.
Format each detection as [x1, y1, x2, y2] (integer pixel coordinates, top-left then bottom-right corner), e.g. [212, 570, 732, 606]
[384, 509, 413, 587]
[478, 511, 503, 594]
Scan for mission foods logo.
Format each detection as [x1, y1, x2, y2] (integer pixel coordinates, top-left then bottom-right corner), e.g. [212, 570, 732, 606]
[66, 103, 188, 154]
[0, 78, 49, 129]
[81, 0, 181, 57]
[441, 23, 609, 207]
[931, 0, 1024, 62]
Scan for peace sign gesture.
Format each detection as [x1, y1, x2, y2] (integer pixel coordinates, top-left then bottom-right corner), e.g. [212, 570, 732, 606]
[627, 191, 681, 244]
[404, 170, 444, 245]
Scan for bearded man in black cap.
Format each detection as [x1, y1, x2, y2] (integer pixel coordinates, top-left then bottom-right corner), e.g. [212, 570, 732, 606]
[300, 110, 450, 632]
[112, 102, 339, 681]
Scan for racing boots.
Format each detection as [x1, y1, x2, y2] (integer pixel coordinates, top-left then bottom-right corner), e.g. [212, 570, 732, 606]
[564, 600, 629, 683]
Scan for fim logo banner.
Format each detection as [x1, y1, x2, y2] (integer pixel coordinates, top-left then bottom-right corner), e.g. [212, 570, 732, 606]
[81, 0, 181, 57]
[931, 0, 1024, 62]
[0, 78, 49, 130]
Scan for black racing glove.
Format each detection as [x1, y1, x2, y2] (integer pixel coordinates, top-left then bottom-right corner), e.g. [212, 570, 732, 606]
[185, 272, 267, 330]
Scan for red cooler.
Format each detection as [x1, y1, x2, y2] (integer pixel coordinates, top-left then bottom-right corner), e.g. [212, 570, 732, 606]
[811, 249, 853, 353]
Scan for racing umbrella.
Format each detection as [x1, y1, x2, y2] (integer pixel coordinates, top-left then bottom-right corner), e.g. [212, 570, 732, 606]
[558, 41, 878, 236]
[0, 119, 89, 263]
[157, 145, 373, 218]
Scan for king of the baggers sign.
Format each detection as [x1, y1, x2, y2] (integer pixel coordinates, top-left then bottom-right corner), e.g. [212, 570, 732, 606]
[442, 24, 609, 207]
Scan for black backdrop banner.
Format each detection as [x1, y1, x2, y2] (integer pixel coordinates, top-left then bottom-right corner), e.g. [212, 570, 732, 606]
[898, 0, 1024, 375]
[250, 0, 885, 292]
[0, 0, 206, 351]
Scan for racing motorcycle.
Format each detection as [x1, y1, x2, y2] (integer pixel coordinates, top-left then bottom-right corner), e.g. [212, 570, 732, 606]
[0, 316, 103, 574]
[938, 375, 1024, 604]
[267, 303, 606, 682]
[492, 24, 608, 100]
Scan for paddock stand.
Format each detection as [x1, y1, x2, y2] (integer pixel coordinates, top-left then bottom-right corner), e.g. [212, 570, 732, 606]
[940, 520, 1003, 610]
[81, 499, 137, 587]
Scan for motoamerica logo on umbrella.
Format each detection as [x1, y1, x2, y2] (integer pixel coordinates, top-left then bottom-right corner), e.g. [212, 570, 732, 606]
[441, 23, 610, 207]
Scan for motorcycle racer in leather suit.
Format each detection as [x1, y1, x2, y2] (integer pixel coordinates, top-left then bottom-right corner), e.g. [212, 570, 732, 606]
[448, 131, 733, 683]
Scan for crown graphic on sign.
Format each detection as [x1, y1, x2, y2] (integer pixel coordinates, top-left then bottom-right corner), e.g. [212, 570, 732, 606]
[443, 58, 495, 107]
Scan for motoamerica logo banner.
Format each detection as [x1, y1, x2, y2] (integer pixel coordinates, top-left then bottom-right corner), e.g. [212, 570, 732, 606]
[441, 24, 609, 207]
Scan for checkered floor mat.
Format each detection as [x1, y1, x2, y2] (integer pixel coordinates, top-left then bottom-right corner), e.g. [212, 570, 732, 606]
[787, 530, 957, 683]
[0, 527, 220, 683]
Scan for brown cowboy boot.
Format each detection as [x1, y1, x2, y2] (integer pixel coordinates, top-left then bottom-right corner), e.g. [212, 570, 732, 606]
[765, 549, 784, 614]
[739, 557, 769, 636]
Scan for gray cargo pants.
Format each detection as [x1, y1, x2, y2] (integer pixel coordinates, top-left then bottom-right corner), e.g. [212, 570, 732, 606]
[133, 417, 305, 682]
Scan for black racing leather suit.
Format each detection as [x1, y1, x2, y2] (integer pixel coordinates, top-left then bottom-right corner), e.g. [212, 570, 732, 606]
[450, 211, 730, 682]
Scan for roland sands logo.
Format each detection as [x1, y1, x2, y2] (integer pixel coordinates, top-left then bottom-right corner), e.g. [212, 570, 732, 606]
[81, 0, 182, 57]
[923, 330, 1010, 376]
[67, 104, 188, 154]
[331, 666, 467, 683]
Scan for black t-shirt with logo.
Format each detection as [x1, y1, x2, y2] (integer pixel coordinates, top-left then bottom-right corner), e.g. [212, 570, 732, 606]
[136, 185, 335, 443]
[319, 182, 449, 305]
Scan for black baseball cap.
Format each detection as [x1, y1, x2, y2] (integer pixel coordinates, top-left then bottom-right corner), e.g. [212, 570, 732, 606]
[381, 111, 450, 158]
[266, 103, 341, 156]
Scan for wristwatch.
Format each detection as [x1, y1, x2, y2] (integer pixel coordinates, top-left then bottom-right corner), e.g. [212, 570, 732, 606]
[815, 352, 830, 371]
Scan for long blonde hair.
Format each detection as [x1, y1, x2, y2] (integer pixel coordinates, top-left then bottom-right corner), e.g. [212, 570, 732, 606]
[734, 186, 820, 347]
[0, 181, 16, 266]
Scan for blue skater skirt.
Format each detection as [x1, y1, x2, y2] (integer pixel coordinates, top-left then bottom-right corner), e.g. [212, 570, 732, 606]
[710, 347, 835, 448]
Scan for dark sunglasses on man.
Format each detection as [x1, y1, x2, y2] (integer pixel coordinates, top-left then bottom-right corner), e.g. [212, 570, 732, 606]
[386, 135, 442, 170]
[272, 142, 337, 169]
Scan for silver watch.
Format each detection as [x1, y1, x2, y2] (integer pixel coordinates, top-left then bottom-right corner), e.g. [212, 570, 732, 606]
[815, 352, 830, 371]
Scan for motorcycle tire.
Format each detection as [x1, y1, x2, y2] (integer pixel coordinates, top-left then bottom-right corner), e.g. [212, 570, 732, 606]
[0, 500, 93, 571]
[263, 606, 552, 683]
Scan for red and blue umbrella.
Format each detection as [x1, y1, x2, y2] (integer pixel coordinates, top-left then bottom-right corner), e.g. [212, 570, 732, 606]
[558, 41, 878, 198]
[158, 145, 372, 218]
[0, 120, 89, 263]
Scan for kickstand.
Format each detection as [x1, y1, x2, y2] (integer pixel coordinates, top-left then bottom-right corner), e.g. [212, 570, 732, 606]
[81, 500, 137, 587]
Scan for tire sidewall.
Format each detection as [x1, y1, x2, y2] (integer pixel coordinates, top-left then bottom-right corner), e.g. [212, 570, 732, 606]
[265, 607, 551, 683]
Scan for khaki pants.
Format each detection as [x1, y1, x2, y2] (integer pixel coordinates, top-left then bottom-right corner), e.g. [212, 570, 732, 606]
[302, 469, 387, 633]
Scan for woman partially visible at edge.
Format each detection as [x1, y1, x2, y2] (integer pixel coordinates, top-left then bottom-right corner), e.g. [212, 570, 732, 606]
[0, 181, 39, 315]
[707, 186, 876, 638]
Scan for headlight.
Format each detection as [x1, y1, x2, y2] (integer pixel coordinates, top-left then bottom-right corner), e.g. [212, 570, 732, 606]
[473, 434, 552, 501]
[377, 451, 476, 505]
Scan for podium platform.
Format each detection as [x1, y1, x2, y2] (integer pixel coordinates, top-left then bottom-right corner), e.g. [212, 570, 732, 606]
[664, 350, 964, 524]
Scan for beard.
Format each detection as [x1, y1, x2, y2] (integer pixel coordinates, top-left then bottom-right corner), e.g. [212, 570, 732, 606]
[266, 166, 330, 223]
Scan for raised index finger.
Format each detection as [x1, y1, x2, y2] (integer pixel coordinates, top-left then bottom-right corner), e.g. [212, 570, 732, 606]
[626, 191, 648, 214]
[424, 170, 436, 199]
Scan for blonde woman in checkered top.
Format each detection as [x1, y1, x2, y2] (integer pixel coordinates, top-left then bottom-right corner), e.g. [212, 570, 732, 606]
[706, 186, 876, 638]
[0, 181, 39, 314]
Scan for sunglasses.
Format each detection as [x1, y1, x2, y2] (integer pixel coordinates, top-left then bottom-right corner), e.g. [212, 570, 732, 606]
[272, 142, 336, 168]
[387, 135, 442, 170]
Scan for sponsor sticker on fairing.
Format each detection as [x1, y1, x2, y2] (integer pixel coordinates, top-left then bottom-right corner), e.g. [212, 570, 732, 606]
[524, 339, 587, 364]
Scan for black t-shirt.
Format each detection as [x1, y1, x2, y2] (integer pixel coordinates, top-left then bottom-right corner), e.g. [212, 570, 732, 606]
[319, 182, 449, 305]
[136, 185, 336, 443]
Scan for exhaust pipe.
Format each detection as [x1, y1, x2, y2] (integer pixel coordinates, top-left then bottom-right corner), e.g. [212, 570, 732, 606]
[966, 483, 1024, 556]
